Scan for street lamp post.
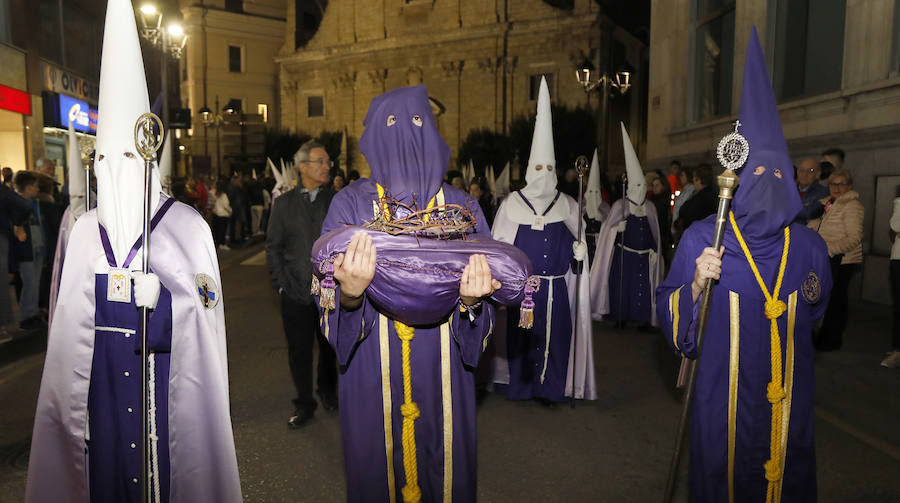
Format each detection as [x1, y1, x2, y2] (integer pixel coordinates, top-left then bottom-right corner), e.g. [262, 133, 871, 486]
[199, 97, 236, 179]
[137, 4, 187, 172]
[576, 58, 632, 177]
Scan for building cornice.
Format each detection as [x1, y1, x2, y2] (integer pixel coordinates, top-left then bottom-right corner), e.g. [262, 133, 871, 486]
[277, 15, 600, 67]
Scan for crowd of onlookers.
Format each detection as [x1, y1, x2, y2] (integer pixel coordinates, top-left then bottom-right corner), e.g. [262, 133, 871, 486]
[0, 159, 69, 339]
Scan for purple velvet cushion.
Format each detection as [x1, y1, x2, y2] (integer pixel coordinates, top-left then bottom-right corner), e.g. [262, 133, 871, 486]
[312, 225, 533, 326]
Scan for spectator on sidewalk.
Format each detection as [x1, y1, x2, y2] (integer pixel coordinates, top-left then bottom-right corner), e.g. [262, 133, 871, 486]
[821, 147, 844, 172]
[795, 157, 828, 224]
[12, 171, 45, 330]
[676, 163, 718, 234]
[266, 140, 338, 429]
[671, 165, 694, 243]
[809, 168, 864, 351]
[212, 178, 232, 251]
[0, 177, 33, 336]
[249, 176, 265, 236]
[883, 189, 900, 368]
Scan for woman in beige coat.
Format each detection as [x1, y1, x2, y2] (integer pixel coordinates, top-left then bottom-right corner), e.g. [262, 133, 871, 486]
[809, 168, 864, 351]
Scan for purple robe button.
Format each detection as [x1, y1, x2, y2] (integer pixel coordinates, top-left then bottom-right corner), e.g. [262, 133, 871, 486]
[132, 478, 138, 484]
[124, 371, 129, 376]
[127, 407, 133, 413]
[130, 443, 136, 448]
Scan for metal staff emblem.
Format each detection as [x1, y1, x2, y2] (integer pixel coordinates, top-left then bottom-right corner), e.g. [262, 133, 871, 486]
[570, 154, 589, 408]
[663, 121, 743, 502]
[134, 111, 163, 503]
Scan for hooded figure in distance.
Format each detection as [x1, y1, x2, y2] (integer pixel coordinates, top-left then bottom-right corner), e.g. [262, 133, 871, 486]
[491, 76, 596, 403]
[25, 0, 242, 501]
[315, 85, 498, 503]
[656, 28, 832, 502]
[589, 123, 663, 327]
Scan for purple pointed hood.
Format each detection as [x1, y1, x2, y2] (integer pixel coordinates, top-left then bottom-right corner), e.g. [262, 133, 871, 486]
[359, 85, 449, 207]
[731, 27, 801, 243]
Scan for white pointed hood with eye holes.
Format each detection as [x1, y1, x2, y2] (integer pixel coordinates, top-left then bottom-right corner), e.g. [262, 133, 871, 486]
[94, 0, 162, 265]
[621, 122, 647, 216]
[495, 75, 575, 229]
[520, 76, 558, 211]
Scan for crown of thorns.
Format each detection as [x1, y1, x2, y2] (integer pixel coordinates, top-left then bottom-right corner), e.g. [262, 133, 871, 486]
[364, 193, 477, 239]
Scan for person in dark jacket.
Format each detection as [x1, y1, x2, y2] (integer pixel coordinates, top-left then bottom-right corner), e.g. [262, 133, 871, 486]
[265, 140, 338, 429]
[0, 177, 33, 335]
[11, 171, 45, 329]
[676, 163, 718, 233]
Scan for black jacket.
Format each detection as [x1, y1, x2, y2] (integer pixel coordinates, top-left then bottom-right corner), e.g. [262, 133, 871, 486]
[265, 185, 335, 304]
[677, 184, 719, 232]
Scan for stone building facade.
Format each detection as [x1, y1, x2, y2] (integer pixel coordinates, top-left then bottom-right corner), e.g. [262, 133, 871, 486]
[277, 0, 646, 178]
[179, 0, 286, 176]
[647, 0, 900, 303]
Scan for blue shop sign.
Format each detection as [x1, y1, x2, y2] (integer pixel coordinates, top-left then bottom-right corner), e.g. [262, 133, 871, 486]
[59, 94, 98, 133]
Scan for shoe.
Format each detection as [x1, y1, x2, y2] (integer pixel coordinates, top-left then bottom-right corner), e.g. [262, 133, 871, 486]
[881, 350, 900, 368]
[19, 316, 40, 330]
[318, 390, 338, 412]
[536, 398, 558, 409]
[218, 244, 231, 251]
[287, 408, 315, 429]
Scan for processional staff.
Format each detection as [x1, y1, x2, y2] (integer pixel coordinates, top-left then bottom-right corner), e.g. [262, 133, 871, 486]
[662, 120, 746, 502]
[134, 111, 163, 503]
[570, 154, 589, 408]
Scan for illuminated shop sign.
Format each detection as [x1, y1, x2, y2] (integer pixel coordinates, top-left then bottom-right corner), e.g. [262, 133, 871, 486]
[58, 94, 98, 133]
[0, 84, 32, 115]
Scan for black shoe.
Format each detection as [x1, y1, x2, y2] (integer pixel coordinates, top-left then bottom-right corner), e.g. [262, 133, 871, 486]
[19, 316, 40, 330]
[536, 398, 558, 409]
[318, 391, 338, 412]
[287, 409, 315, 429]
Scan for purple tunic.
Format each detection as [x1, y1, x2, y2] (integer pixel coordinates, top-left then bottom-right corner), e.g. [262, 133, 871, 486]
[501, 193, 575, 402]
[657, 218, 831, 502]
[319, 179, 494, 503]
[607, 213, 657, 323]
[86, 204, 175, 503]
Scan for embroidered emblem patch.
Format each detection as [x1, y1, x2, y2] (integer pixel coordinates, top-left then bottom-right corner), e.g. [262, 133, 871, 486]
[801, 271, 820, 304]
[195, 273, 219, 309]
[107, 268, 131, 303]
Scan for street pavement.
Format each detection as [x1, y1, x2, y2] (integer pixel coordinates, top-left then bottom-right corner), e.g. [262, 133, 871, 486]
[1, 241, 898, 502]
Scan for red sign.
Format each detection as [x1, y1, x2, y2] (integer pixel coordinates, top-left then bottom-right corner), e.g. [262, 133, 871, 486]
[0, 84, 32, 116]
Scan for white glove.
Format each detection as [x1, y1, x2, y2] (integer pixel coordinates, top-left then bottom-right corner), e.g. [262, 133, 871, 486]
[573, 241, 587, 262]
[133, 272, 161, 310]
[617, 220, 627, 232]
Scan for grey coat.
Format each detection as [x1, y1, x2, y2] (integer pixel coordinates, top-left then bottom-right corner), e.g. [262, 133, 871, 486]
[266, 185, 335, 303]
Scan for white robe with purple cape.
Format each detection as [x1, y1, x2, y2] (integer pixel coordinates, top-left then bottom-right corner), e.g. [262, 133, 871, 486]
[589, 198, 663, 326]
[25, 198, 242, 503]
[490, 192, 597, 400]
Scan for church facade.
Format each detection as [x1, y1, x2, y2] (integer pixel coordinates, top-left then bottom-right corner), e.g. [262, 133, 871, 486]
[276, 0, 646, 176]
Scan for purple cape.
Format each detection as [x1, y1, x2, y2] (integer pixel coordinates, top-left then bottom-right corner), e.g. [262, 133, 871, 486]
[491, 193, 596, 400]
[589, 199, 663, 325]
[26, 198, 242, 503]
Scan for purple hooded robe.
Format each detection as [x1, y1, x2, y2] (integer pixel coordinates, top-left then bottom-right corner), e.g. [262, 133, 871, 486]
[656, 29, 832, 502]
[25, 198, 242, 503]
[316, 85, 494, 503]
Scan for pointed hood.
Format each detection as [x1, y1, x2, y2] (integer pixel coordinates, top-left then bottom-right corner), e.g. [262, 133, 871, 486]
[520, 76, 557, 208]
[158, 130, 173, 195]
[731, 27, 801, 243]
[94, 0, 161, 264]
[67, 121, 87, 219]
[621, 122, 646, 205]
[494, 161, 510, 202]
[267, 157, 284, 189]
[585, 148, 603, 220]
[359, 85, 449, 207]
[486, 164, 496, 195]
